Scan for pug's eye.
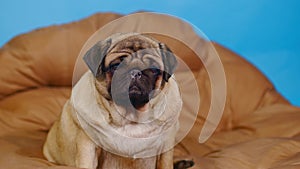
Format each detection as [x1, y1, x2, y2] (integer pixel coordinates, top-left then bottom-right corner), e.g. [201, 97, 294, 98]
[149, 67, 161, 76]
[119, 55, 127, 61]
[107, 55, 127, 73]
[109, 63, 120, 72]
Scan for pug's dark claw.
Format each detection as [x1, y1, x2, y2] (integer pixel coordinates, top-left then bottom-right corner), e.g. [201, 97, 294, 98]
[174, 160, 195, 169]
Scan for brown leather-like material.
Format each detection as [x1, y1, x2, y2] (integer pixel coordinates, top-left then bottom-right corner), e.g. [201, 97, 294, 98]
[0, 13, 299, 169]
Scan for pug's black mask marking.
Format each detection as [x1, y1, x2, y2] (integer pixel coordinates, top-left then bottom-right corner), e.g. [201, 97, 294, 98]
[107, 59, 162, 109]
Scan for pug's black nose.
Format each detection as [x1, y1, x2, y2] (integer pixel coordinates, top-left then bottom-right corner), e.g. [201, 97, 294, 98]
[130, 69, 142, 79]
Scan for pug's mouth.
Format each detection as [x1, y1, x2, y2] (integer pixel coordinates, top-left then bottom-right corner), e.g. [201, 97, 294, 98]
[129, 85, 142, 95]
[128, 82, 152, 109]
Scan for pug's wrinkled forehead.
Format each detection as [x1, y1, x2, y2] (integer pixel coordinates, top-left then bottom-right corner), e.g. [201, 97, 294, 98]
[104, 34, 162, 68]
[83, 32, 177, 81]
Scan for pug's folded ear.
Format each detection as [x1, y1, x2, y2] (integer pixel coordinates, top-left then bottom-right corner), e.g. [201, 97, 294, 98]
[83, 38, 112, 77]
[159, 43, 178, 82]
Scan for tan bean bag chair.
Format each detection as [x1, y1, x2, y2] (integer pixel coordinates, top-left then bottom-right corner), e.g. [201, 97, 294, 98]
[0, 12, 299, 169]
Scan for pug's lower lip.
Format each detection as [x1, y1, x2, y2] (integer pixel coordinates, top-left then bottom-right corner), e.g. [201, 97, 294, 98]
[130, 85, 140, 90]
[129, 86, 142, 94]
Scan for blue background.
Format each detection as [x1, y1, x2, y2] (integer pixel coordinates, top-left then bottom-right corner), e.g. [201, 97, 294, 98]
[0, 0, 299, 106]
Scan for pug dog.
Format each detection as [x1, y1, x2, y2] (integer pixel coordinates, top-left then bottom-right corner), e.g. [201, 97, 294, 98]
[43, 33, 192, 169]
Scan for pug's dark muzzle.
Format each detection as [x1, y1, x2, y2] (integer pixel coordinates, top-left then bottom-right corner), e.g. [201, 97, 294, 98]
[108, 62, 162, 109]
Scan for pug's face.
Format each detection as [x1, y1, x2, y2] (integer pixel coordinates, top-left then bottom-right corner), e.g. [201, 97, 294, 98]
[83, 34, 177, 111]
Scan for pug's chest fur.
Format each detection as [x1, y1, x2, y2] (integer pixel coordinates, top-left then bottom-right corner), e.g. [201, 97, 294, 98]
[107, 105, 166, 136]
[113, 121, 162, 138]
[98, 150, 158, 169]
[92, 111, 175, 169]
[93, 109, 175, 169]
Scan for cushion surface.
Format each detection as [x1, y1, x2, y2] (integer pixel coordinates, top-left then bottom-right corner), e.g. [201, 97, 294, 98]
[0, 12, 299, 169]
